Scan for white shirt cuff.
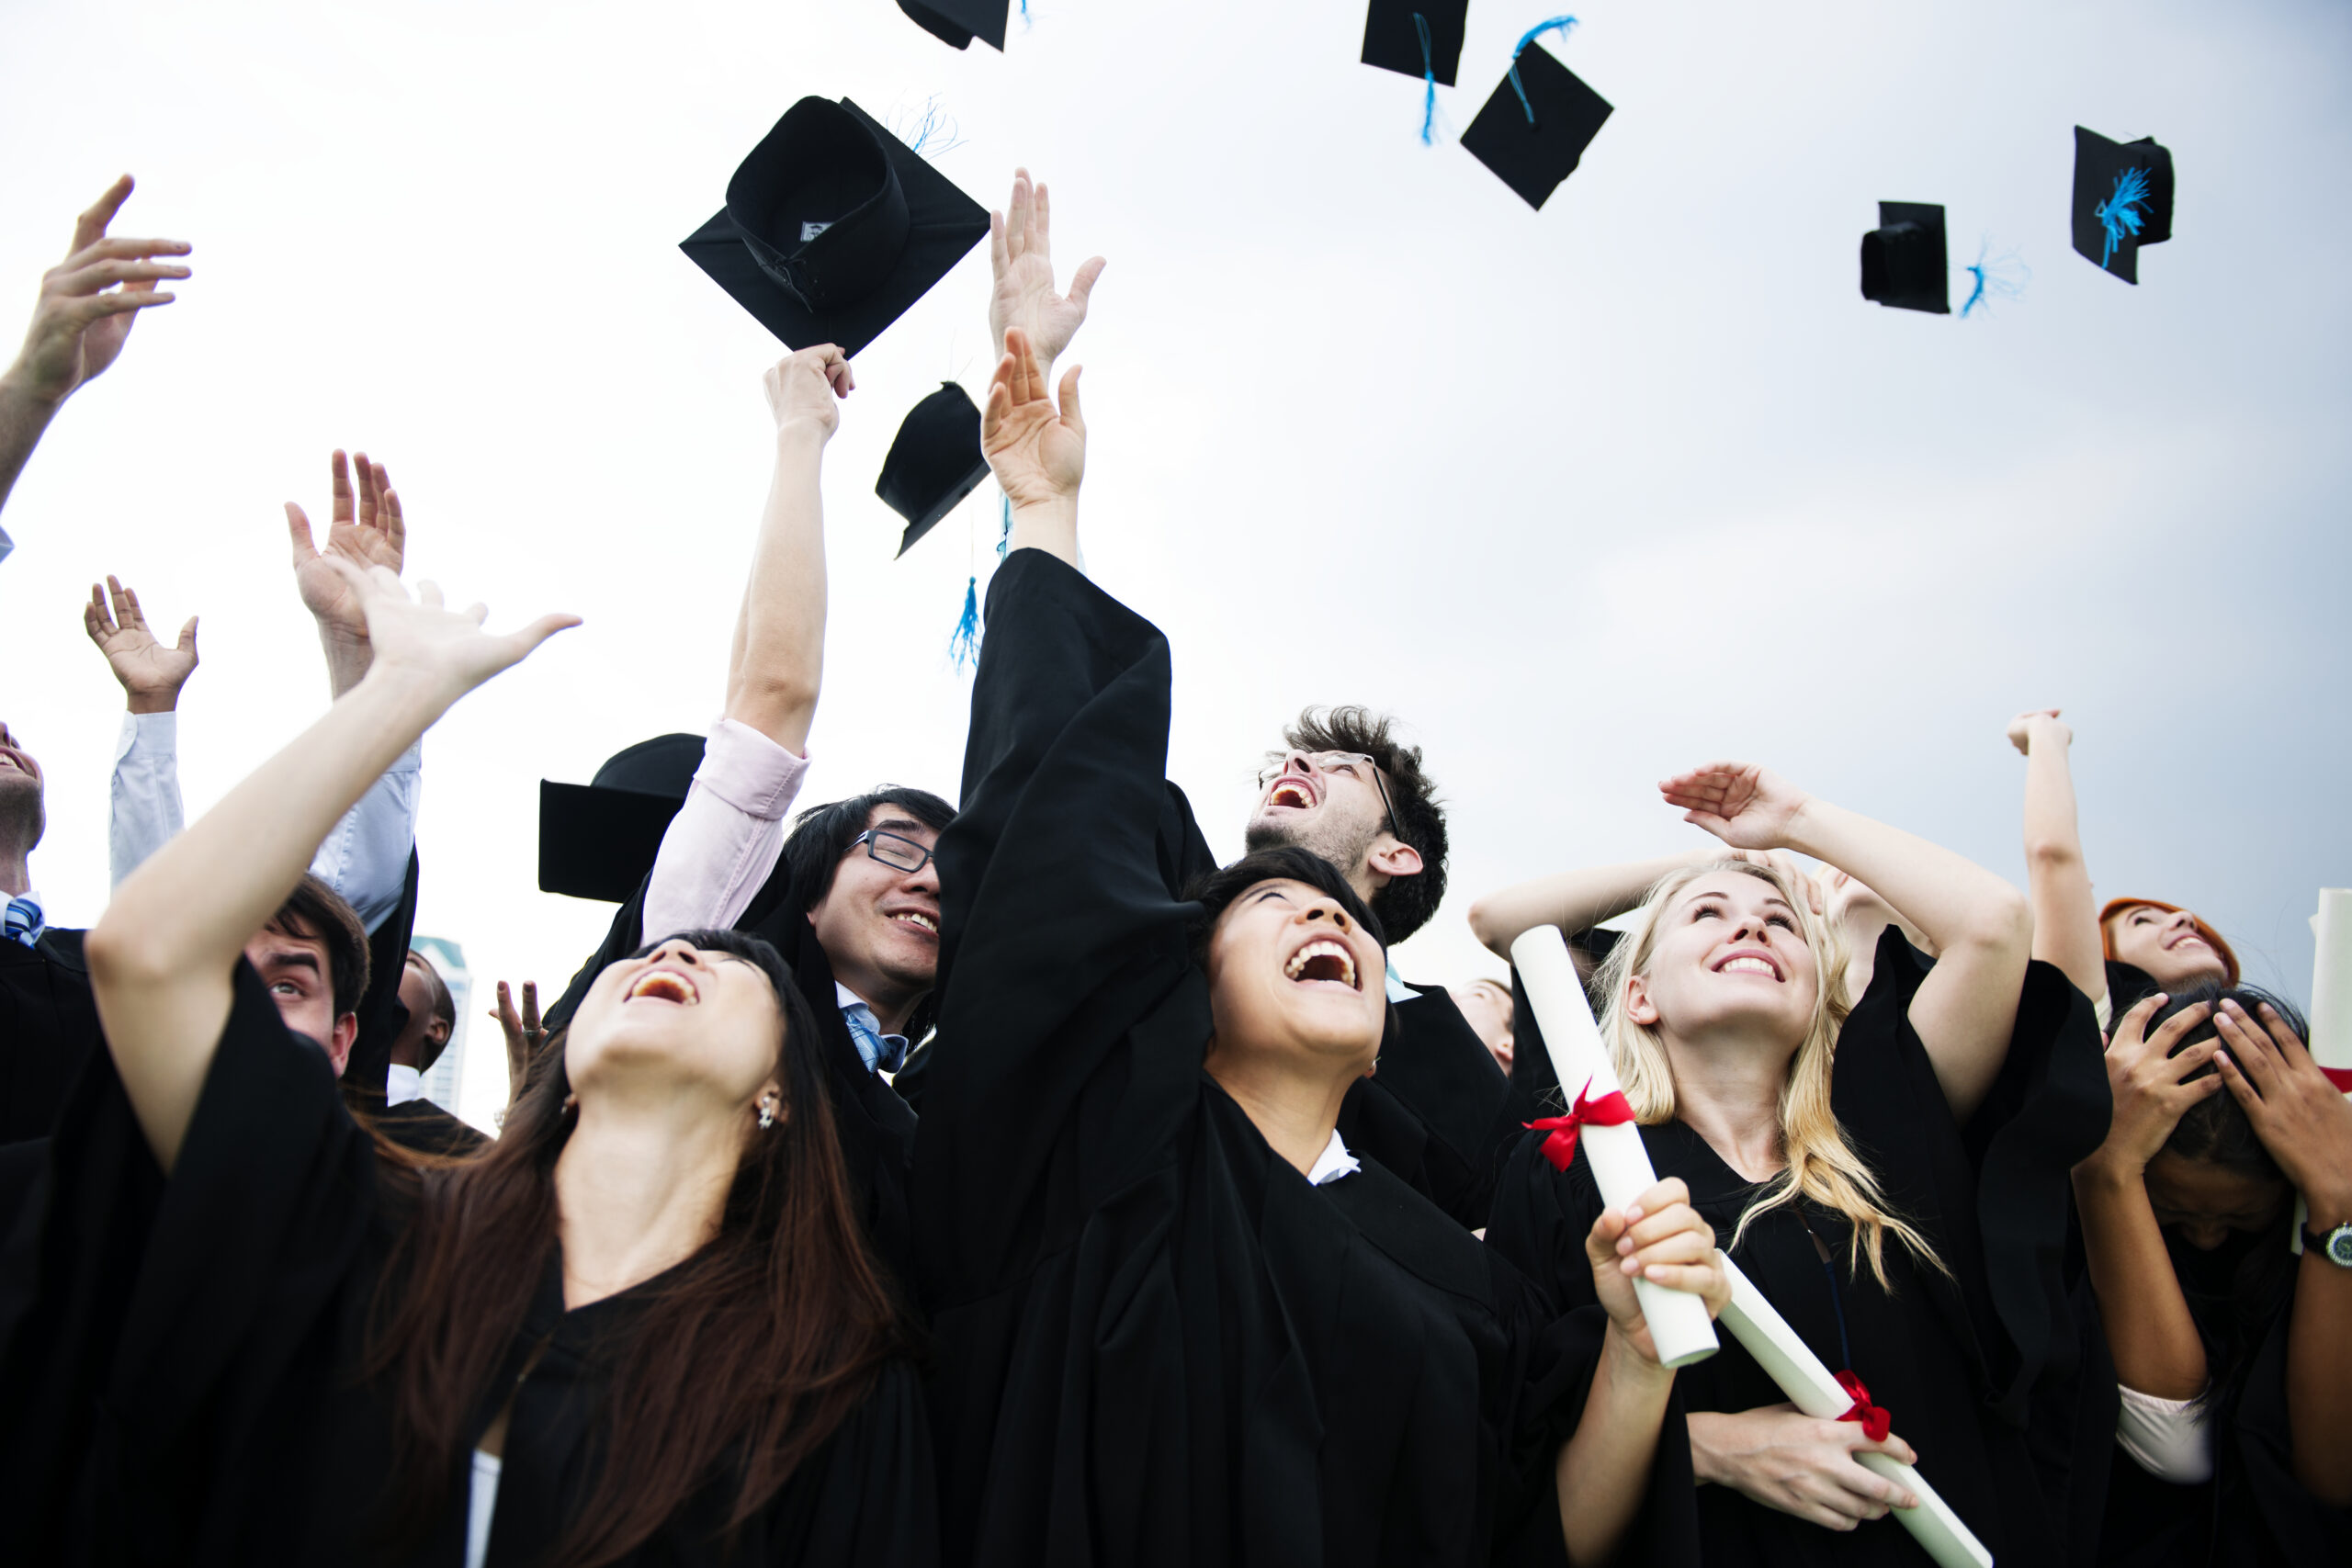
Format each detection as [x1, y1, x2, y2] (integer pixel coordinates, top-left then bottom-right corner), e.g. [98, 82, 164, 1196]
[2116, 1382, 2214, 1484]
[641, 719, 810, 938]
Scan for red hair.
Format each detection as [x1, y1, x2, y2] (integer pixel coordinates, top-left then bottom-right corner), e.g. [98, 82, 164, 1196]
[2098, 897, 2241, 986]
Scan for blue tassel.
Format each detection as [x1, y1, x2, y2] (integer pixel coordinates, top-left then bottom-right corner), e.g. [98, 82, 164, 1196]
[1414, 13, 1438, 146]
[1960, 237, 2030, 319]
[1020, 0, 1030, 17]
[2096, 166, 2151, 268]
[1508, 14, 1578, 124]
[996, 491, 1012, 558]
[903, 96, 966, 158]
[949, 575, 981, 669]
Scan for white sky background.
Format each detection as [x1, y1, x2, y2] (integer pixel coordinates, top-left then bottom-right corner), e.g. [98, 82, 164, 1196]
[2, 0, 2346, 1130]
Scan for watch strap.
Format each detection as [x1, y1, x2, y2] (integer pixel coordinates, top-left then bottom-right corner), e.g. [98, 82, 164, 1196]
[2304, 1223, 2352, 1266]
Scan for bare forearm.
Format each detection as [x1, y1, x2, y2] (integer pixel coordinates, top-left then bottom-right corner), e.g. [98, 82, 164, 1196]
[724, 425, 827, 751]
[322, 630, 372, 699]
[1557, 1332, 1677, 1565]
[1469, 852, 1700, 959]
[2288, 1194, 2352, 1505]
[0, 372, 62, 515]
[1785, 798, 2023, 958]
[2020, 738, 2106, 999]
[1008, 497, 1078, 568]
[2074, 1162, 2209, 1398]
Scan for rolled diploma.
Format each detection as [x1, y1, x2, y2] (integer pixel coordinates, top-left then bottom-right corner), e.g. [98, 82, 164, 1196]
[1717, 1255, 1993, 1568]
[1510, 927, 1719, 1370]
[2309, 889, 2352, 1070]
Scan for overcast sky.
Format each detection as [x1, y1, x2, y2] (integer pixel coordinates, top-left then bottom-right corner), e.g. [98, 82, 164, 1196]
[4, 0, 2346, 1129]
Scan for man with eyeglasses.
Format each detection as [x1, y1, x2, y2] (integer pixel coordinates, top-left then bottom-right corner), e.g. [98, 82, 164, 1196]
[1241, 712, 1519, 1230]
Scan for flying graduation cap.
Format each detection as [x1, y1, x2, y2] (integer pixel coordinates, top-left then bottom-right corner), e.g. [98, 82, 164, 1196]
[1860, 201, 1950, 315]
[897, 0, 1010, 51]
[680, 97, 990, 357]
[877, 382, 990, 557]
[1363, 0, 1467, 143]
[2071, 127, 2173, 284]
[538, 734, 705, 902]
[1461, 17, 1613, 209]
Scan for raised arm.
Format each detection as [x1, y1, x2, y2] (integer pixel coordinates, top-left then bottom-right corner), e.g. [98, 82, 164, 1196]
[85, 574, 198, 886]
[85, 565, 575, 1170]
[1663, 761, 2032, 1119]
[984, 327, 1083, 566]
[1469, 852, 1711, 960]
[0, 176, 189, 521]
[988, 168, 1104, 380]
[2008, 709, 2107, 1006]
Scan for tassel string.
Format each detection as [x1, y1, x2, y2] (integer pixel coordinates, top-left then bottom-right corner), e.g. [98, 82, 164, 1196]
[1414, 13, 1438, 146]
[1508, 14, 1578, 126]
[948, 575, 981, 669]
[2095, 166, 2152, 268]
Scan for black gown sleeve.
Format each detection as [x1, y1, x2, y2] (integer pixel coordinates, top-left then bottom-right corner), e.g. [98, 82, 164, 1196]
[916, 549, 1201, 1304]
[762, 1359, 942, 1566]
[342, 847, 423, 1102]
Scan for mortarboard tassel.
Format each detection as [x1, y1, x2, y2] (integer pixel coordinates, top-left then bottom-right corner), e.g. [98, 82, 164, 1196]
[949, 574, 981, 669]
[1414, 13, 1439, 145]
[1960, 238, 2030, 319]
[2096, 166, 2152, 269]
[997, 491, 1012, 558]
[902, 95, 967, 157]
[1507, 14, 1579, 125]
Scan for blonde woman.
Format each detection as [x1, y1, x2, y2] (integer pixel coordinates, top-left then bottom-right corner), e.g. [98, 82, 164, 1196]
[1470, 761, 2110, 1568]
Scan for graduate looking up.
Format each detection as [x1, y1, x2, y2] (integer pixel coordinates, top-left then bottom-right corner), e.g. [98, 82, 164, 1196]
[1473, 766, 2111, 1567]
[542, 342, 945, 1284]
[0, 561, 940, 1565]
[913, 326, 1729, 1567]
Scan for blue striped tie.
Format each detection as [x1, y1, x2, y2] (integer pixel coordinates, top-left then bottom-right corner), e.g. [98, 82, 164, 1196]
[842, 1003, 908, 1075]
[4, 893, 43, 948]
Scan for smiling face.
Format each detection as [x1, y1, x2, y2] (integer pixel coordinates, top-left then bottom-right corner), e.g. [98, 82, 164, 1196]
[2144, 1150, 2291, 1252]
[1624, 871, 1820, 1052]
[1449, 979, 1516, 1073]
[0, 722, 47, 869]
[243, 926, 358, 1075]
[1203, 877, 1387, 1082]
[564, 937, 786, 1119]
[806, 807, 941, 1010]
[2107, 905, 2231, 990]
[1242, 752, 1394, 891]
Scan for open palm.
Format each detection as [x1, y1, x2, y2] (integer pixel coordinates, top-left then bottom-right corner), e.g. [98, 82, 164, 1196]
[288, 450, 406, 644]
[1661, 761, 1810, 851]
[983, 328, 1085, 511]
[83, 576, 197, 703]
[331, 562, 578, 703]
[988, 169, 1104, 368]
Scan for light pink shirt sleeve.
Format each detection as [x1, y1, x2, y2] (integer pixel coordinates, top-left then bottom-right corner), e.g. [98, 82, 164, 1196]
[641, 718, 811, 939]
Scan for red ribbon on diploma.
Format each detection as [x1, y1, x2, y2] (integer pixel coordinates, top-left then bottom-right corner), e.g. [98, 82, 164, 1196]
[1526, 1078, 1637, 1172]
[1836, 1371, 1892, 1443]
[2322, 1066, 2352, 1094]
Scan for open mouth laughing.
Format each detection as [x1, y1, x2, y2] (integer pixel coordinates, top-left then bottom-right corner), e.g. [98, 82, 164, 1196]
[1265, 775, 1318, 811]
[628, 968, 701, 1005]
[1284, 938, 1361, 991]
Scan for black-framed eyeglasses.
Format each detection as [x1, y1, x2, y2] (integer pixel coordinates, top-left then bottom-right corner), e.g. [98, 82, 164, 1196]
[1256, 750, 1403, 843]
[854, 829, 935, 874]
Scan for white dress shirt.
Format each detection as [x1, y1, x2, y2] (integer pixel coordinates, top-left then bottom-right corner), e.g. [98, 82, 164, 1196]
[2115, 1382, 2215, 1483]
[641, 718, 810, 940]
[1306, 1129, 1363, 1187]
[385, 1064, 425, 1108]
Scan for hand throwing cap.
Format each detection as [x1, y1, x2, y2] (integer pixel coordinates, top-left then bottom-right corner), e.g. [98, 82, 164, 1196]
[681, 97, 990, 357]
[1860, 201, 1950, 314]
[2072, 127, 2173, 284]
[1363, 0, 1467, 86]
[898, 0, 1009, 51]
[1460, 41, 1613, 209]
[878, 381, 989, 557]
[539, 734, 706, 903]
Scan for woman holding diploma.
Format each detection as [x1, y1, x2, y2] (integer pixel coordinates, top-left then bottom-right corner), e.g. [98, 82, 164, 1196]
[2076, 987, 2352, 1565]
[1473, 763, 2110, 1568]
[912, 329, 1729, 1567]
[0, 563, 936, 1565]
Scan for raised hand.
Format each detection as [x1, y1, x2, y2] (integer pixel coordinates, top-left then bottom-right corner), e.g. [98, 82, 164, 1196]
[288, 450, 407, 695]
[491, 978, 545, 1111]
[762, 344, 853, 437]
[84, 575, 198, 714]
[8, 175, 190, 407]
[2214, 998, 2352, 1218]
[1661, 761, 1812, 852]
[2090, 994, 2223, 1173]
[983, 327, 1085, 515]
[989, 168, 1105, 369]
[328, 560, 578, 705]
[2006, 707, 2069, 756]
[1583, 1176, 1730, 1363]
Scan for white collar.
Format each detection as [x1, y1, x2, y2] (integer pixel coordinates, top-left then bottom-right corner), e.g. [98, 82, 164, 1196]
[1384, 960, 1417, 1003]
[1306, 1128, 1362, 1187]
[385, 1063, 424, 1107]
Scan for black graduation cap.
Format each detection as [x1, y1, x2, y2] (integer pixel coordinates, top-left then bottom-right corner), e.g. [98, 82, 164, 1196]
[898, 0, 1009, 51]
[1362, 0, 1466, 86]
[878, 382, 989, 557]
[2071, 127, 2174, 284]
[1860, 201, 1950, 315]
[538, 734, 705, 903]
[1459, 41, 1613, 210]
[680, 97, 990, 357]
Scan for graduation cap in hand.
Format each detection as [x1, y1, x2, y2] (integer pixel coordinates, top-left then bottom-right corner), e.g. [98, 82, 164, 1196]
[681, 97, 990, 357]
[878, 382, 990, 557]
[898, 0, 1008, 51]
[1860, 201, 1950, 315]
[538, 734, 706, 903]
[1362, 0, 1466, 86]
[1461, 28, 1613, 210]
[2071, 127, 2173, 284]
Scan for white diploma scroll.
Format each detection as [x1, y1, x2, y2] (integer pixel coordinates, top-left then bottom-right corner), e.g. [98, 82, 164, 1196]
[1510, 927, 1719, 1370]
[2309, 889, 2352, 1070]
[1716, 1255, 1993, 1568]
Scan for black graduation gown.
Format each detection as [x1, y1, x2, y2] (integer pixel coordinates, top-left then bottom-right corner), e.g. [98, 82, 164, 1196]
[0, 960, 937, 1567]
[542, 854, 922, 1288]
[914, 550, 1691, 1568]
[342, 849, 426, 1107]
[0, 925, 102, 1143]
[1487, 926, 2111, 1568]
[1341, 983, 1517, 1231]
[372, 1095, 491, 1158]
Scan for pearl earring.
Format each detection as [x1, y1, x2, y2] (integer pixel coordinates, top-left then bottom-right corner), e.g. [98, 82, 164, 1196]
[757, 1101, 776, 1130]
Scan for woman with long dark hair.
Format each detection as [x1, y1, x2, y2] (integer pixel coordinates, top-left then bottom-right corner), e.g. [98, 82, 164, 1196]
[2077, 986, 2352, 1564]
[0, 563, 933, 1566]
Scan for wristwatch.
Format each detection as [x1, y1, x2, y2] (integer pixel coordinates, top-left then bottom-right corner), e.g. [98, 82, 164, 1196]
[2304, 1222, 2352, 1268]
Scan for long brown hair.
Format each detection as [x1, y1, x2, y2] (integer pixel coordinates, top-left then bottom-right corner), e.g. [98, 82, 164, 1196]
[363, 929, 914, 1565]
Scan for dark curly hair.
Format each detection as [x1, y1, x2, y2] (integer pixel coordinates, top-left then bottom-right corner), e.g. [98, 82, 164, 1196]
[1255, 705, 1447, 943]
[1183, 845, 1388, 972]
